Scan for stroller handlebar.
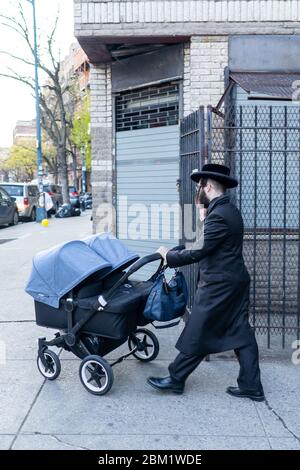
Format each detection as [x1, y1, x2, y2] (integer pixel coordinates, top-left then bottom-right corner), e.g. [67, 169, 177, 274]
[97, 252, 164, 309]
[126, 252, 163, 276]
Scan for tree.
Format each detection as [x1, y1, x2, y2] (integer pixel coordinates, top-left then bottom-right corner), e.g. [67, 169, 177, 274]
[0, 138, 56, 182]
[70, 92, 91, 176]
[40, 139, 57, 182]
[0, 0, 73, 203]
[2, 140, 36, 181]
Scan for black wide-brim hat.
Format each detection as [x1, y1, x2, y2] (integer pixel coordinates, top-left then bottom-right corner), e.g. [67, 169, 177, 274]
[190, 163, 238, 188]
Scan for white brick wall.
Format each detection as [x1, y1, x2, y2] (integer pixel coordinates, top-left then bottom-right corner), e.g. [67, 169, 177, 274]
[89, 63, 114, 233]
[75, 0, 300, 25]
[184, 36, 228, 115]
[90, 64, 112, 127]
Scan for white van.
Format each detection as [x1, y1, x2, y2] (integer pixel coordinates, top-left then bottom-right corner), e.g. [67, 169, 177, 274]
[0, 183, 39, 221]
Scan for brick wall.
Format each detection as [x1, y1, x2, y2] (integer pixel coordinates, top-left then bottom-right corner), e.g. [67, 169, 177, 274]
[74, 0, 300, 36]
[89, 64, 115, 233]
[184, 36, 228, 115]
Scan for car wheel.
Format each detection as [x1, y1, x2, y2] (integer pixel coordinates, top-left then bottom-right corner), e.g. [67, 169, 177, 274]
[9, 211, 19, 226]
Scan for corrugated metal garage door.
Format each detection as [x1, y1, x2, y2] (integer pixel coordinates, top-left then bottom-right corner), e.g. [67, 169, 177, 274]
[116, 83, 180, 278]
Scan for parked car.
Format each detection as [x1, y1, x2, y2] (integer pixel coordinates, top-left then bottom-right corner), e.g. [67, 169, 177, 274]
[0, 186, 19, 226]
[0, 182, 38, 221]
[68, 186, 80, 208]
[79, 192, 92, 210]
[43, 184, 63, 214]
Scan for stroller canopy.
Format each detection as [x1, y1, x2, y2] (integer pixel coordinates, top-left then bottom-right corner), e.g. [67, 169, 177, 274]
[25, 240, 112, 308]
[84, 233, 139, 271]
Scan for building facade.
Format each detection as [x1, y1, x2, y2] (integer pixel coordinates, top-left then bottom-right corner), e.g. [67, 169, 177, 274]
[13, 119, 36, 146]
[74, 0, 300, 255]
[44, 43, 91, 190]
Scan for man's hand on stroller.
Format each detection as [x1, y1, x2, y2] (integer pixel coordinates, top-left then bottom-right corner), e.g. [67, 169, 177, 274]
[156, 246, 169, 265]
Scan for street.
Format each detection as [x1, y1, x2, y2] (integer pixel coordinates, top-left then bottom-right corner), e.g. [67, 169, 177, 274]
[0, 214, 300, 450]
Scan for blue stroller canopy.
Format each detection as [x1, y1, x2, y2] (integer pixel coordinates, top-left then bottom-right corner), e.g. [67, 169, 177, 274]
[84, 233, 139, 271]
[25, 240, 112, 308]
[26, 234, 139, 309]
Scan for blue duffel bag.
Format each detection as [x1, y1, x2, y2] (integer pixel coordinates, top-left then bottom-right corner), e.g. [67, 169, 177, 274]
[143, 268, 188, 323]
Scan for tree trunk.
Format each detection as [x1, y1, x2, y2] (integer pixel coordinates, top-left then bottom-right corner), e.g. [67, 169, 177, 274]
[72, 152, 78, 189]
[58, 145, 70, 203]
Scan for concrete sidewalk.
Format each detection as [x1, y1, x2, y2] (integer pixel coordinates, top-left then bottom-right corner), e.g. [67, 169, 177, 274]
[0, 213, 299, 450]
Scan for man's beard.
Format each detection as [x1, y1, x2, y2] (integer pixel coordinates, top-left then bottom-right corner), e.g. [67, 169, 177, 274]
[198, 188, 210, 208]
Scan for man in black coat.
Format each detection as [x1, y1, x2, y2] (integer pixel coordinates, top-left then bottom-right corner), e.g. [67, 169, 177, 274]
[147, 164, 264, 401]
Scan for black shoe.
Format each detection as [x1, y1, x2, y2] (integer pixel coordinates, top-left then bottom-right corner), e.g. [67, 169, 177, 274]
[226, 386, 265, 402]
[147, 376, 184, 394]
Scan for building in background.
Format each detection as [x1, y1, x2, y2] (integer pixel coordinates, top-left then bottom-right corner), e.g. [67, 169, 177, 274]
[58, 42, 91, 190]
[60, 42, 90, 91]
[73, 45, 90, 92]
[13, 119, 36, 145]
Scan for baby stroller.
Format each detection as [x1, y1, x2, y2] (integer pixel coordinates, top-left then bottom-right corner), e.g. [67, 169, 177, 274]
[26, 234, 173, 395]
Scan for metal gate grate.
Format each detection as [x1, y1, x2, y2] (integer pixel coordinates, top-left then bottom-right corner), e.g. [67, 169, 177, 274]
[179, 107, 205, 308]
[116, 83, 179, 132]
[180, 103, 300, 347]
[207, 103, 300, 347]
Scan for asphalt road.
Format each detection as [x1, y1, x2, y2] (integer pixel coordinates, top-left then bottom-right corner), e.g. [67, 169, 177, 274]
[0, 212, 299, 450]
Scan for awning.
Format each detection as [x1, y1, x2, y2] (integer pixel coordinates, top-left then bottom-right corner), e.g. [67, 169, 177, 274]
[230, 72, 300, 100]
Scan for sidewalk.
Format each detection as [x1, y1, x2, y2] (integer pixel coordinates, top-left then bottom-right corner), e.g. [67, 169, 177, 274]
[0, 213, 299, 450]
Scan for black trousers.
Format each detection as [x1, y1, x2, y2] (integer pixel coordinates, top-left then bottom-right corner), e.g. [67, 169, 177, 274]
[168, 334, 263, 392]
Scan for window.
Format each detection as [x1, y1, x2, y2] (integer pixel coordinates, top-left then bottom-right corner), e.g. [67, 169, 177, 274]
[28, 186, 38, 197]
[116, 83, 179, 132]
[0, 188, 10, 201]
[1, 185, 23, 197]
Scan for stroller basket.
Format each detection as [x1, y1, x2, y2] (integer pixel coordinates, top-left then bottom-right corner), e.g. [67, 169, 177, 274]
[35, 280, 153, 339]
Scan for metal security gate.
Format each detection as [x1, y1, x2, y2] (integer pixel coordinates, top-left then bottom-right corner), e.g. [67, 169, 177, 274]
[179, 107, 205, 308]
[180, 100, 300, 347]
[116, 82, 180, 279]
[207, 101, 300, 347]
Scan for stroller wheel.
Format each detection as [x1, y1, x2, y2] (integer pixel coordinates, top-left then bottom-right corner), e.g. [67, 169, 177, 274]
[79, 355, 113, 395]
[37, 349, 61, 380]
[128, 329, 159, 363]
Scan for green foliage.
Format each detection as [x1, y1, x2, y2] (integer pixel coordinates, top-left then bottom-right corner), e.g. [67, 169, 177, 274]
[0, 140, 57, 182]
[1, 141, 37, 181]
[70, 93, 91, 170]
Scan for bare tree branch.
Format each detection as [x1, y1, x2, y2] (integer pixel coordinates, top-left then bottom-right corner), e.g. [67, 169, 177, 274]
[0, 49, 34, 67]
[1, 5, 56, 82]
[0, 1, 80, 202]
[0, 71, 35, 90]
[47, 15, 59, 70]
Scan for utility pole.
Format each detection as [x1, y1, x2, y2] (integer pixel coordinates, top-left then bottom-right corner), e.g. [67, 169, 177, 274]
[26, 0, 46, 221]
[81, 146, 86, 193]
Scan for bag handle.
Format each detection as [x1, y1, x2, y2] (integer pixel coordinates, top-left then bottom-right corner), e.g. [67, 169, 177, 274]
[152, 319, 181, 329]
[99, 252, 164, 306]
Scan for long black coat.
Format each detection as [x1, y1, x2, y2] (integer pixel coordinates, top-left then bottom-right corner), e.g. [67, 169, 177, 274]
[166, 194, 254, 356]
